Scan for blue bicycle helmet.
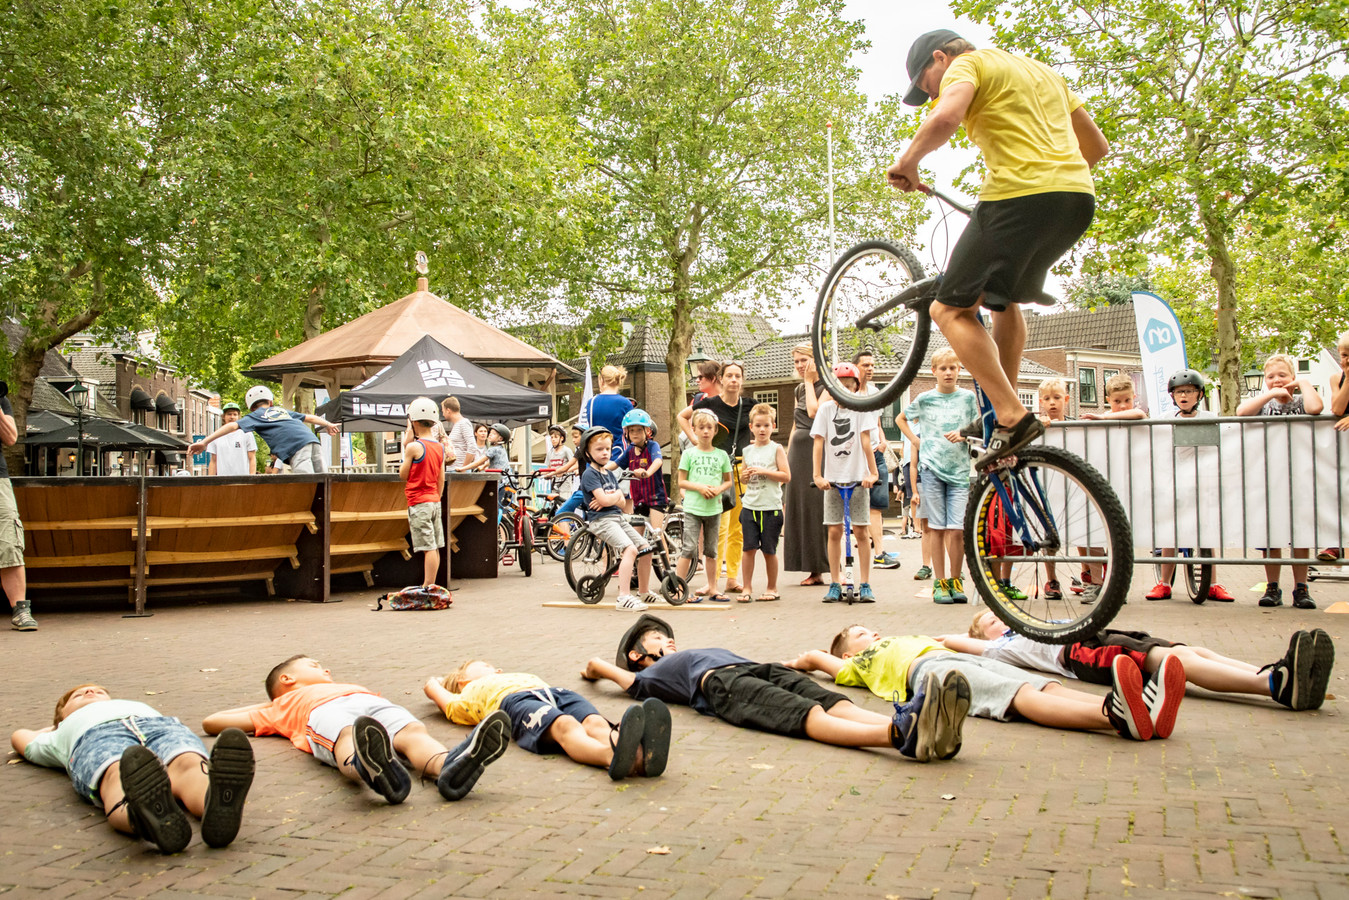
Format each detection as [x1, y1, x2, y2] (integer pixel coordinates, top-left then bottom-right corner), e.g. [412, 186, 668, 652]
[621, 408, 657, 438]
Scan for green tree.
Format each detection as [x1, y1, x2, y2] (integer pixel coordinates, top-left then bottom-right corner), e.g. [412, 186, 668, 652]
[535, 0, 925, 452]
[0, 0, 202, 468]
[956, 0, 1349, 411]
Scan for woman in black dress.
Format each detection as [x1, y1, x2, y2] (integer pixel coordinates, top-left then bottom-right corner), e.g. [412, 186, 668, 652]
[782, 343, 829, 584]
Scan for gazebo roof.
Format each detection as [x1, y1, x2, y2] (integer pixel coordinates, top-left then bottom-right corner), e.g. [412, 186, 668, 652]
[244, 278, 578, 387]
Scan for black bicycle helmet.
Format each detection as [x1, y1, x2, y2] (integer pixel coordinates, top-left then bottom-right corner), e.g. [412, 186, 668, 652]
[547, 423, 566, 438]
[1167, 369, 1206, 392]
[490, 423, 512, 445]
[576, 426, 614, 467]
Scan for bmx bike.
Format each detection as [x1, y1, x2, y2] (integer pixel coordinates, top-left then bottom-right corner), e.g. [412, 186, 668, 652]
[812, 189, 1132, 643]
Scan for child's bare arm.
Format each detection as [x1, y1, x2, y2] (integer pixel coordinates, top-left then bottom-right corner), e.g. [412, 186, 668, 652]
[936, 634, 991, 654]
[896, 412, 919, 445]
[188, 422, 240, 455]
[768, 445, 791, 483]
[1295, 378, 1325, 415]
[203, 703, 270, 735]
[812, 434, 828, 489]
[1236, 390, 1283, 416]
[1083, 409, 1147, 420]
[860, 430, 877, 487]
[423, 677, 455, 715]
[780, 649, 845, 678]
[10, 726, 53, 755]
[1332, 371, 1349, 417]
[581, 657, 636, 690]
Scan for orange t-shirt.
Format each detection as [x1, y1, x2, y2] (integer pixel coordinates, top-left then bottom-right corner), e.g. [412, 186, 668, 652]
[249, 683, 376, 753]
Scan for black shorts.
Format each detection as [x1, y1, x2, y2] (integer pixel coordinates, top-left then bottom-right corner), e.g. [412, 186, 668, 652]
[936, 192, 1095, 312]
[498, 687, 606, 754]
[1064, 630, 1182, 686]
[739, 508, 783, 554]
[701, 663, 849, 737]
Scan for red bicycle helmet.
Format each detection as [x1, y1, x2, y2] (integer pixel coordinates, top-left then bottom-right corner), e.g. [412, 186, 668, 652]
[833, 362, 861, 381]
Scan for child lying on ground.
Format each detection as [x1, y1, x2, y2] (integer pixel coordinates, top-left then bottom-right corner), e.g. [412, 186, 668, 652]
[784, 624, 1186, 742]
[425, 661, 671, 780]
[203, 655, 508, 805]
[11, 684, 254, 854]
[943, 611, 1334, 712]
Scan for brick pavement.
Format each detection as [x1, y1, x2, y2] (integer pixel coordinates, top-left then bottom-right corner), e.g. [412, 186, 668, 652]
[2, 536, 1348, 898]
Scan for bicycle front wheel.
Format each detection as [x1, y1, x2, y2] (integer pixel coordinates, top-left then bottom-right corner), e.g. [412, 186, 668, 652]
[812, 240, 931, 411]
[965, 444, 1132, 643]
[545, 513, 583, 561]
[564, 529, 612, 594]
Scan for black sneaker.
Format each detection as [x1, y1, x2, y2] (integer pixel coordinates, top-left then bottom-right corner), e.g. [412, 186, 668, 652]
[974, 413, 1044, 471]
[1292, 583, 1316, 609]
[119, 745, 192, 854]
[638, 698, 673, 777]
[201, 728, 254, 848]
[1258, 584, 1283, 607]
[1262, 631, 1313, 710]
[352, 716, 411, 804]
[437, 709, 510, 801]
[608, 705, 645, 781]
[1307, 628, 1336, 711]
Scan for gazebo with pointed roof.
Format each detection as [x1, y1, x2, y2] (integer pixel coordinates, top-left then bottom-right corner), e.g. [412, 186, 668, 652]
[245, 277, 579, 406]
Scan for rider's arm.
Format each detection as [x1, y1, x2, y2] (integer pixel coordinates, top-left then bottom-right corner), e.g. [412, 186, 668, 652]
[891, 82, 975, 188]
[1071, 106, 1109, 168]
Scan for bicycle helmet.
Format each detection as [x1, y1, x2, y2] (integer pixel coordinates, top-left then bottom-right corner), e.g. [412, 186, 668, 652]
[833, 362, 861, 381]
[490, 423, 512, 445]
[244, 385, 274, 410]
[547, 423, 567, 438]
[1167, 369, 1206, 392]
[617, 613, 674, 671]
[407, 397, 439, 424]
[621, 408, 657, 438]
[576, 426, 614, 466]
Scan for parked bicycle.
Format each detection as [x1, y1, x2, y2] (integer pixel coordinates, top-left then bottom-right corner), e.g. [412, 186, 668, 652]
[561, 474, 690, 604]
[812, 190, 1132, 643]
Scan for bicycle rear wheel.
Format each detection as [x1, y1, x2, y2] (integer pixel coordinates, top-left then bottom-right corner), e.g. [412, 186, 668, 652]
[812, 240, 931, 411]
[1183, 549, 1213, 604]
[965, 444, 1132, 644]
[564, 529, 612, 594]
[545, 512, 583, 562]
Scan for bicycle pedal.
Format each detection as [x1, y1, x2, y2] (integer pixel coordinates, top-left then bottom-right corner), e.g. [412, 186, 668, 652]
[502, 554, 514, 566]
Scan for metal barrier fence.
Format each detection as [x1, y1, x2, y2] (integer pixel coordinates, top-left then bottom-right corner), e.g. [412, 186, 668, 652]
[1038, 416, 1347, 570]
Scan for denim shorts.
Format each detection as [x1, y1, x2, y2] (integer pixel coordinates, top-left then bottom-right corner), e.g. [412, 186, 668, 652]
[67, 716, 207, 804]
[919, 469, 969, 530]
[869, 451, 890, 510]
[680, 512, 720, 560]
[498, 687, 605, 754]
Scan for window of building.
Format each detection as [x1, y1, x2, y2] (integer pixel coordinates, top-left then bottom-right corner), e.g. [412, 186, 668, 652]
[1078, 368, 1098, 406]
[1102, 368, 1119, 382]
[752, 390, 779, 421]
[1018, 390, 1038, 411]
[1299, 359, 1311, 373]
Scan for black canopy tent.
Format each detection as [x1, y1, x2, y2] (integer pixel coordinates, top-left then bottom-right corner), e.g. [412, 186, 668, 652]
[322, 334, 554, 431]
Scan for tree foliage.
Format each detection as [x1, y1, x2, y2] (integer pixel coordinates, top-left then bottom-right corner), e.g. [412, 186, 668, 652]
[955, 0, 1349, 410]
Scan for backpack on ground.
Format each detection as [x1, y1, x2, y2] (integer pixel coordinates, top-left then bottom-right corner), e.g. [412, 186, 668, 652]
[375, 584, 453, 611]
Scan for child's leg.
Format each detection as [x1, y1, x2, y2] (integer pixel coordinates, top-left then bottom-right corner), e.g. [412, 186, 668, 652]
[919, 520, 932, 564]
[820, 699, 890, 725]
[764, 552, 779, 593]
[1263, 549, 1280, 585]
[1186, 645, 1259, 672]
[615, 546, 638, 596]
[802, 706, 894, 747]
[827, 524, 844, 583]
[703, 555, 719, 593]
[1008, 683, 1113, 731]
[390, 721, 452, 778]
[1157, 548, 1176, 585]
[636, 551, 652, 594]
[99, 763, 137, 834]
[331, 726, 370, 784]
[165, 751, 210, 817]
[740, 549, 756, 594]
[854, 524, 871, 582]
[945, 529, 964, 579]
[648, 507, 664, 529]
[423, 548, 440, 587]
[931, 529, 948, 581]
[1144, 646, 1265, 694]
[1292, 548, 1310, 583]
[547, 715, 613, 769]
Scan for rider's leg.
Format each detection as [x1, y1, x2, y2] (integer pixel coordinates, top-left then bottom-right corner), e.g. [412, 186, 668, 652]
[930, 301, 1027, 427]
[989, 305, 1027, 395]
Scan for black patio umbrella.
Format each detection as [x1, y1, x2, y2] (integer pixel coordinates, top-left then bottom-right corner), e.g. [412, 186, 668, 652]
[23, 418, 180, 450]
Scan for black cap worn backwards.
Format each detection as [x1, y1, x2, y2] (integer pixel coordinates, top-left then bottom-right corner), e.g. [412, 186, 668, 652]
[904, 29, 962, 106]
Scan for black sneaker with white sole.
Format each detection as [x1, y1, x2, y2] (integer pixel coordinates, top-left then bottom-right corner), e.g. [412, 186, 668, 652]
[201, 727, 254, 848]
[437, 709, 510, 801]
[119, 745, 192, 854]
[352, 716, 412, 804]
[1261, 631, 1313, 711]
[974, 414, 1044, 471]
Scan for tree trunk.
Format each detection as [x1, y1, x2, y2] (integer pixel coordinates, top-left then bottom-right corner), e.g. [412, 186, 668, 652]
[663, 289, 694, 474]
[1203, 215, 1242, 414]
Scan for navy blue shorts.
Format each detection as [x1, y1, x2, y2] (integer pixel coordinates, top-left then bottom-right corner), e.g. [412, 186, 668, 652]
[498, 688, 607, 754]
[870, 450, 890, 509]
[740, 508, 783, 554]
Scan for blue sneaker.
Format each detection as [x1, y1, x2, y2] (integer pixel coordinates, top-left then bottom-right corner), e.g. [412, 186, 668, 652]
[858, 583, 875, 603]
[890, 672, 941, 761]
[822, 582, 842, 603]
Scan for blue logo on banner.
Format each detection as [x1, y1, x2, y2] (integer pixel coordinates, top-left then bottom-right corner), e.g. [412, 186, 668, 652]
[1143, 318, 1179, 353]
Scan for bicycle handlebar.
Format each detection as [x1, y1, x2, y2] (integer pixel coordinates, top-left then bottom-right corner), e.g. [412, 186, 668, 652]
[926, 187, 973, 217]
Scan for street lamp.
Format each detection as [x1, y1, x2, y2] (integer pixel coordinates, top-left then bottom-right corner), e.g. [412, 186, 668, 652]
[69, 383, 88, 476]
[687, 348, 710, 386]
[1242, 369, 1264, 394]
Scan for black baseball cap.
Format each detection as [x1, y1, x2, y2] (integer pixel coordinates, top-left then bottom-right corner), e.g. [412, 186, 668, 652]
[904, 29, 962, 106]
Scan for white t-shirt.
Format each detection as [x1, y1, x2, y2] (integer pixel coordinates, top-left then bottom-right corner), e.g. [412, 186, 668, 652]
[206, 430, 257, 476]
[982, 632, 1072, 678]
[545, 445, 576, 495]
[810, 399, 879, 484]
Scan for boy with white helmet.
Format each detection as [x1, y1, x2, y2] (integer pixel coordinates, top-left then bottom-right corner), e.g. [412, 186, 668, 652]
[189, 386, 339, 474]
[402, 398, 447, 588]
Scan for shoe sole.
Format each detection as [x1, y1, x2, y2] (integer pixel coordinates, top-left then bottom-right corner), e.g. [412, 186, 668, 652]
[975, 417, 1044, 470]
[1307, 629, 1336, 711]
[911, 672, 942, 762]
[608, 706, 646, 781]
[353, 716, 411, 805]
[1144, 656, 1186, 739]
[201, 728, 255, 848]
[1287, 631, 1315, 711]
[639, 698, 673, 777]
[119, 745, 192, 854]
[1111, 657, 1153, 741]
[438, 709, 511, 801]
[933, 672, 971, 760]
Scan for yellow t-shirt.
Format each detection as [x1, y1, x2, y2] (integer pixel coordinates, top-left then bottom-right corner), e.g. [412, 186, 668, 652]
[834, 636, 952, 702]
[440, 672, 549, 726]
[940, 49, 1094, 201]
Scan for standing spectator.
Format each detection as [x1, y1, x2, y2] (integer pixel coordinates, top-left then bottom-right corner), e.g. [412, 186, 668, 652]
[0, 388, 35, 631]
[585, 366, 637, 447]
[544, 425, 576, 497]
[1237, 353, 1325, 609]
[680, 361, 722, 455]
[206, 402, 257, 476]
[677, 361, 756, 595]
[1322, 331, 1349, 561]
[811, 363, 879, 603]
[189, 387, 338, 474]
[783, 344, 829, 585]
[897, 349, 979, 605]
[400, 399, 447, 589]
[909, 424, 934, 581]
[739, 403, 790, 602]
[854, 350, 902, 570]
[440, 396, 475, 471]
[677, 410, 733, 601]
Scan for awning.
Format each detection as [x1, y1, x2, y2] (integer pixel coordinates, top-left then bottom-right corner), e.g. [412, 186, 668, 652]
[129, 387, 155, 410]
[154, 393, 178, 413]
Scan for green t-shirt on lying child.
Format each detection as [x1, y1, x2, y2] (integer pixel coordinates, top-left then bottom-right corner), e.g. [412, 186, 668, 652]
[679, 447, 732, 517]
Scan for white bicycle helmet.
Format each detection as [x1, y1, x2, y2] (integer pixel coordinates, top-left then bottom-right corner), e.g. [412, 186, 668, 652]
[407, 397, 439, 423]
[244, 385, 274, 410]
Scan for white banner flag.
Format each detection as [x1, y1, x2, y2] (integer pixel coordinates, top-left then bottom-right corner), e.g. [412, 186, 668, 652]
[1131, 291, 1190, 416]
[576, 358, 594, 428]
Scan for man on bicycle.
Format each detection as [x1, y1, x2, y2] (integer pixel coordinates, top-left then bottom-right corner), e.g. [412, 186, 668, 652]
[887, 30, 1110, 469]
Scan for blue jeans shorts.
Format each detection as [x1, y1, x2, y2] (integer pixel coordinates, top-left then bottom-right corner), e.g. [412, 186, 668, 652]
[869, 450, 890, 510]
[67, 716, 207, 804]
[919, 469, 969, 530]
[498, 687, 606, 754]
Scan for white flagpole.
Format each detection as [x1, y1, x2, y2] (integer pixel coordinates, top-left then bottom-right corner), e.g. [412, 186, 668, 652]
[827, 120, 838, 360]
